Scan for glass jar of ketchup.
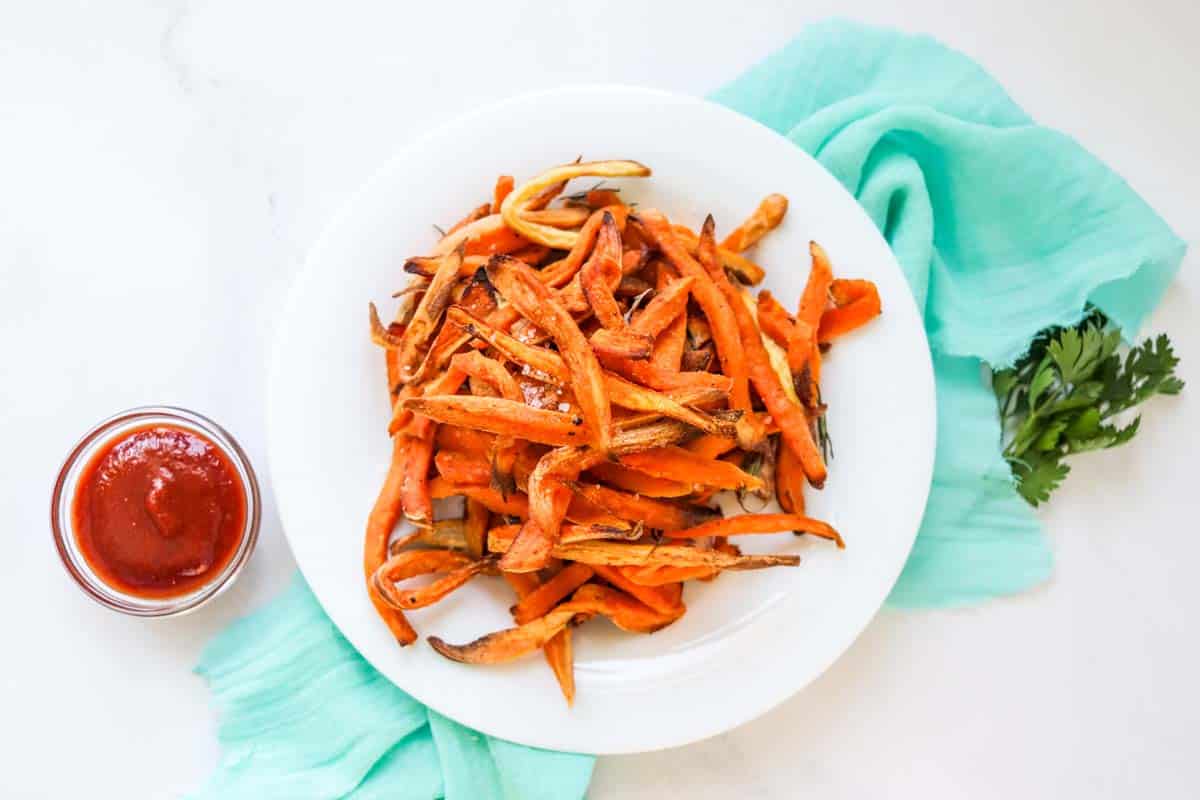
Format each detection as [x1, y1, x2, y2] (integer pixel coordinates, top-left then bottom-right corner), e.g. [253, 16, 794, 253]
[51, 407, 261, 616]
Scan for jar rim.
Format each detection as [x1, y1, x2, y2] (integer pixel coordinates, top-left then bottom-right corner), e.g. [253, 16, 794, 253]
[50, 406, 261, 617]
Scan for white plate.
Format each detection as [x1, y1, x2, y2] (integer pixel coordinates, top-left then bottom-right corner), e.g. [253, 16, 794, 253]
[267, 86, 935, 754]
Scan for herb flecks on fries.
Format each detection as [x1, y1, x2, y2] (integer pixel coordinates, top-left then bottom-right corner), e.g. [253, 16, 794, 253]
[365, 160, 881, 704]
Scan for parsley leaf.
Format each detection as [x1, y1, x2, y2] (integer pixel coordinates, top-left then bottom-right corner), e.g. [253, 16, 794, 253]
[994, 308, 1184, 507]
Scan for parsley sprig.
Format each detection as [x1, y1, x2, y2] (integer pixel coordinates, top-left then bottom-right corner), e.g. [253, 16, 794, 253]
[993, 308, 1184, 506]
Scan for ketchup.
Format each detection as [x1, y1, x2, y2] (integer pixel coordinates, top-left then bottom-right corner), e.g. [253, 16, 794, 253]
[71, 424, 246, 598]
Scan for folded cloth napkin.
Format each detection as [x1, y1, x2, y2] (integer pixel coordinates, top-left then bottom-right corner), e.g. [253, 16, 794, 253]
[195, 19, 1185, 798]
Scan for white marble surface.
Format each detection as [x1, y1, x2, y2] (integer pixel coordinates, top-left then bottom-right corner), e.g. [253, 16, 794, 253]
[2, 1, 1197, 797]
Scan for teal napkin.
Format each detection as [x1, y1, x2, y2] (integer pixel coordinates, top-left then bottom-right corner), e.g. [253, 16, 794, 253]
[194, 576, 594, 799]
[712, 19, 1185, 605]
[196, 19, 1185, 798]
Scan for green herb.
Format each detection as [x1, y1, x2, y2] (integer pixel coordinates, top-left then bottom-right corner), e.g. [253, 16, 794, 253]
[993, 308, 1184, 506]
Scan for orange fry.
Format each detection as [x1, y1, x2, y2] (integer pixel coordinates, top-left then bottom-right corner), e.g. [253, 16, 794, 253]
[721, 194, 788, 253]
[364, 435, 418, 645]
[405, 395, 588, 447]
[756, 290, 794, 350]
[665, 512, 843, 547]
[565, 481, 718, 531]
[819, 278, 881, 342]
[631, 275, 694, 339]
[512, 563, 596, 624]
[492, 175, 514, 213]
[591, 565, 685, 617]
[619, 445, 763, 492]
[775, 436, 806, 515]
[586, 461, 691, 498]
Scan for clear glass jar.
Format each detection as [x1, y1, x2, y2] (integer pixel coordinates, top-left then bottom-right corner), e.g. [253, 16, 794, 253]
[51, 406, 261, 617]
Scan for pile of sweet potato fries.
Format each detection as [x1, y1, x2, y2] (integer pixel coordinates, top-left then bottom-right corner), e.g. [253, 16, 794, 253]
[366, 159, 881, 703]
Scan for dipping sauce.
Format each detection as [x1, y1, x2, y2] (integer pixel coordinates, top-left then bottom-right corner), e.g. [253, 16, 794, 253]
[70, 424, 246, 598]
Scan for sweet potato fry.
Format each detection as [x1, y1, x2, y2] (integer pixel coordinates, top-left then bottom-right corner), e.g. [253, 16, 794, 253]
[492, 175, 514, 213]
[406, 395, 588, 447]
[590, 565, 684, 617]
[564, 481, 718, 531]
[369, 302, 407, 349]
[435, 426, 495, 458]
[487, 255, 612, 452]
[556, 542, 800, 571]
[582, 212, 644, 337]
[618, 445, 764, 492]
[721, 194, 788, 253]
[684, 433, 739, 460]
[586, 461, 691, 497]
[364, 435, 419, 645]
[373, 549, 490, 610]
[488, 523, 640, 549]
[512, 563, 596, 624]
[500, 160, 650, 249]
[623, 564, 718, 585]
[429, 606, 579, 664]
[819, 278, 881, 342]
[665, 512, 843, 547]
[434, 449, 491, 485]
[431, 214, 524, 258]
[790, 241, 834, 377]
[430, 480, 530, 517]
[631, 275, 693, 339]
[775, 436, 806, 515]
[568, 583, 683, 633]
[503, 569, 576, 704]
[392, 247, 466, 382]
[756, 290, 794, 350]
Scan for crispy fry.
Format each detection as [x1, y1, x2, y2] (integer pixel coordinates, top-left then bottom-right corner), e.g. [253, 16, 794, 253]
[721, 194, 788, 253]
[501, 160, 650, 249]
[430, 480, 529, 517]
[429, 606, 579, 664]
[434, 448, 491, 485]
[488, 523, 640, 549]
[512, 563, 595, 624]
[487, 255, 612, 452]
[618, 445, 764, 491]
[590, 565, 684, 616]
[435, 426, 495, 458]
[666, 512, 842, 547]
[406, 395, 588, 446]
[364, 435, 419, 645]
[623, 564, 718, 585]
[586, 461, 691, 498]
[373, 549, 490, 610]
[819, 278, 881, 342]
[631, 275, 693, 339]
[565, 481, 718, 530]
[775, 435, 806, 515]
[492, 175, 514, 213]
[756, 290, 794, 350]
